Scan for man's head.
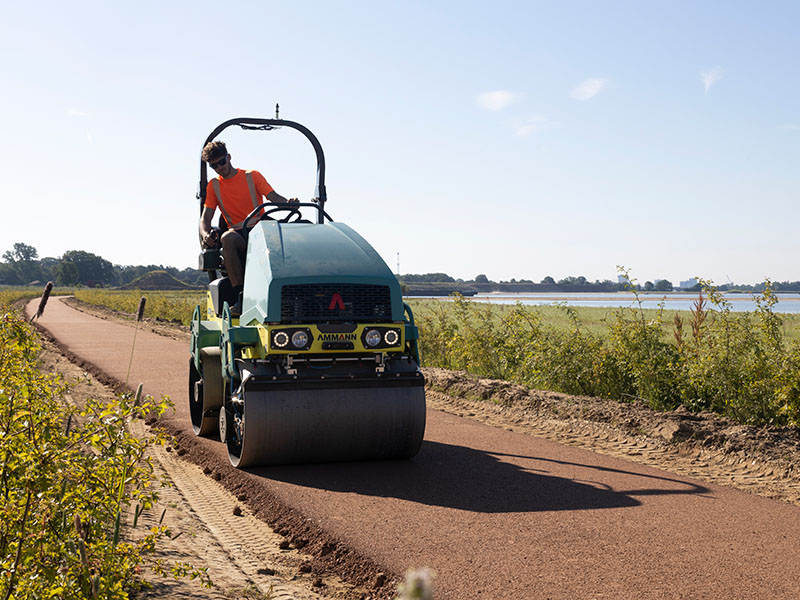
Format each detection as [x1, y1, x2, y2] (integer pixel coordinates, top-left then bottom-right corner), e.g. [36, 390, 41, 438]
[202, 140, 234, 177]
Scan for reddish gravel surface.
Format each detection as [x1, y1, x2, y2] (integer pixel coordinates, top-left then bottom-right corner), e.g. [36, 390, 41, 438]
[30, 297, 800, 599]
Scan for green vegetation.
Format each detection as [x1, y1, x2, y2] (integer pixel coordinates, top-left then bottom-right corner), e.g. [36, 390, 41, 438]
[74, 290, 206, 326]
[412, 283, 800, 427]
[0, 286, 74, 309]
[0, 302, 209, 598]
[0, 242, 205, 287]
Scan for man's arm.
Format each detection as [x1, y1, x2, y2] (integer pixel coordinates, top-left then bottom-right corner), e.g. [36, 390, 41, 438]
[199, 206, 218, 247]
[267, 190, 298, 204]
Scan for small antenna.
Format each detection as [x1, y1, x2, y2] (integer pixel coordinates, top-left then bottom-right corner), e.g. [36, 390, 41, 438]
[275, 103, 280, 119]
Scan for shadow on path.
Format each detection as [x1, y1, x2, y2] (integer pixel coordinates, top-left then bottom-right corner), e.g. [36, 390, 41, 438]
[251, 441, 709, 513]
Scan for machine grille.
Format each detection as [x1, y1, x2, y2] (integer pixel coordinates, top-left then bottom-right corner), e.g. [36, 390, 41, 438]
[280, 284, 392, 323]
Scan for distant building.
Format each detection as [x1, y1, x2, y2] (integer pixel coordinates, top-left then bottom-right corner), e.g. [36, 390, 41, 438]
[679, 278, 698, 289]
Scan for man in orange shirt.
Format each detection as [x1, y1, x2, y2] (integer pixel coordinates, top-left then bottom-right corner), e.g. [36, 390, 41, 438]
[198, 140, 293, 306]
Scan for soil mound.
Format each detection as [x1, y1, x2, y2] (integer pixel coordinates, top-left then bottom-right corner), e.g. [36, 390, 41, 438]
[118, 270, 197, 291]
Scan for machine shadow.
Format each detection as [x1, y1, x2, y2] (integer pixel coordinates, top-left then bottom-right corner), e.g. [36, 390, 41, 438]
[249, 440, 706, 513]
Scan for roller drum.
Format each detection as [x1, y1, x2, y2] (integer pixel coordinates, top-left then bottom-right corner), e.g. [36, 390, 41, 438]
[226, 383, 426, 467]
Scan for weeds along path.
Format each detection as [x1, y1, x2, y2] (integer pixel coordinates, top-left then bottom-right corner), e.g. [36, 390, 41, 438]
[34, 305, 366, 600]
[29, 297, 800, 600]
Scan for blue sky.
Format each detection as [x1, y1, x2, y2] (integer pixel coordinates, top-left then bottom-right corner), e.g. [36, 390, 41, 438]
[2, 1, 798, 285]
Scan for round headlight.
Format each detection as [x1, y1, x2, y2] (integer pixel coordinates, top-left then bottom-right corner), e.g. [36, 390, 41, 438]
[364, 329, 382, 347]
[273, 331, 289, 348]
[291, 330, 309, 348]
[384, 329, 399, 345]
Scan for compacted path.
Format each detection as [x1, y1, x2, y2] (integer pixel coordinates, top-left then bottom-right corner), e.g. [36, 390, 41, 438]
[30, 297, 800, 599]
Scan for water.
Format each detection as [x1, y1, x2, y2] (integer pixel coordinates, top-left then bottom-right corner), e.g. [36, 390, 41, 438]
[408, 292, 800, 314]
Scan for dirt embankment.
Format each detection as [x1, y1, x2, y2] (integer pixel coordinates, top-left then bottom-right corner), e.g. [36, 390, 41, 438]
[424, 368, 800, 506]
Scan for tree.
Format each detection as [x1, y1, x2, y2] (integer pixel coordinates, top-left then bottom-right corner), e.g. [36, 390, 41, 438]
[474, 274, 489, 283]
[2, 242, 38, 263]
[61, 250, 115, 285]
[540, 276, 555, 285]
[644, 280, 655, 291]
[54, 260, 80, 285]
[0, 263, 21, 285]
[654, 279, 673, 292]
[2, 242, 41, 283]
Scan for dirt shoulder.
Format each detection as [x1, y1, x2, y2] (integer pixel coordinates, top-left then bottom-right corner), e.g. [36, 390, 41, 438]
[424, 368, 800, 506]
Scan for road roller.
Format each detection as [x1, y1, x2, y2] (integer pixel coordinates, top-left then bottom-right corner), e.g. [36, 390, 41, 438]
[189, 116, 426, 467]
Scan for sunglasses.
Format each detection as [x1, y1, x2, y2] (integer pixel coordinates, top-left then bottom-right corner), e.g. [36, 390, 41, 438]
[208, 156, 228, 170]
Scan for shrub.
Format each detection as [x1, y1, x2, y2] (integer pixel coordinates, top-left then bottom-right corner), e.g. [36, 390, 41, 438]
[0, 306, 208, 598]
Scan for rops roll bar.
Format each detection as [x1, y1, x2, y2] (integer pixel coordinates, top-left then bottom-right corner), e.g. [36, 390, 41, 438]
[197, 116, 328, 224]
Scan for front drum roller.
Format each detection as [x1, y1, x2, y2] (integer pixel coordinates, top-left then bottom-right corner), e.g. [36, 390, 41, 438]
[225, 381, 426, 468]
[189, 347, 224, 436]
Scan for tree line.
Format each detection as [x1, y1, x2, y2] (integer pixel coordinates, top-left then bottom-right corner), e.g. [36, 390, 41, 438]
[399, 273, 800, 293]
[400, 272, 676, 292]
[0, 242, 205, 287]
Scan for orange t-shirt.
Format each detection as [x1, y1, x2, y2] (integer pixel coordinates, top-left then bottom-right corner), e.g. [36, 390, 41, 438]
[204, 169, 275, 228]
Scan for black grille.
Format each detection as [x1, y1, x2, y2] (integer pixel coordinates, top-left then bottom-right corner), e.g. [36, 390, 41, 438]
[280, 284, 392, 323]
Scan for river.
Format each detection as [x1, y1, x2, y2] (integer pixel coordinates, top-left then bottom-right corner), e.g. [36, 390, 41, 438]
[408, 292, 800, 314]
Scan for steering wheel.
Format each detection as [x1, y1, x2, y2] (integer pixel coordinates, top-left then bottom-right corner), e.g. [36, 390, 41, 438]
[262, 206, 303, 223]
[241, 203, 304, 230]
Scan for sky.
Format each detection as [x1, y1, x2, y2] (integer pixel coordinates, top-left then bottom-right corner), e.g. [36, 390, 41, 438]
[2, 1, 799, 285]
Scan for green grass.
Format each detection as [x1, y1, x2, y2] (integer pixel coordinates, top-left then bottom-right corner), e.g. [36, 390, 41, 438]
[410, 288, 800, 426]
[74, 289, 206, 326]
[406, 298, 800, 345]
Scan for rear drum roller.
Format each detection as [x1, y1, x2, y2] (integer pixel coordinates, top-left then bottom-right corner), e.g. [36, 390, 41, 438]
[189, 347, 224, 437]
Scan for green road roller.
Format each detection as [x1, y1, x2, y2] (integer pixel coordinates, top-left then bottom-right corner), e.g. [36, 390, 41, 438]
[189, 116, 426, 467]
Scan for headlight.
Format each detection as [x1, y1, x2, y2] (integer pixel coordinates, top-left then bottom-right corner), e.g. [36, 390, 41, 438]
[273, 331, 289, 348]
[364, 329, 382, 347]
[384, 329, 399, 345]
[291, 330, 309, 348]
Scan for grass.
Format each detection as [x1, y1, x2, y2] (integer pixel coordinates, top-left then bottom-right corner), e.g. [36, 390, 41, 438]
[73, 289, 206, 326]
[407, 298, 800, 345]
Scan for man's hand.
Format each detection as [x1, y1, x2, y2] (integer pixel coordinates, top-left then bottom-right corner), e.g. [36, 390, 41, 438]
[267, 191, 298, 204]
[202, 229, 219, 248]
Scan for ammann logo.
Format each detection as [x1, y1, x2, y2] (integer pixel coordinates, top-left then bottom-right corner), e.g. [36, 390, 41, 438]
[317, 333, 357, 342]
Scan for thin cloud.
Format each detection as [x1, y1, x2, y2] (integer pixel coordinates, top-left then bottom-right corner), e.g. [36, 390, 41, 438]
[570, 78, 608, 101]
[67, 108, 90, 117]
[701, 67, 723, 94]
[786, 124, 800, 130]
[513, 115, 557, 137]
[477, 90, 520, 111]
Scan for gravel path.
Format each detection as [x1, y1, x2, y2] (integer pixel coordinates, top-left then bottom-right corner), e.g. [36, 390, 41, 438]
[30, 297, 800, 599]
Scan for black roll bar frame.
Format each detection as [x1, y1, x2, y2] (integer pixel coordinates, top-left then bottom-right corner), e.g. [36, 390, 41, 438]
[197, 117, 328, 224]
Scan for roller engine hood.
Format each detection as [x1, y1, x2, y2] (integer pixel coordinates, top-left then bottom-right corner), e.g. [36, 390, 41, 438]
[241, 221, 404, 323]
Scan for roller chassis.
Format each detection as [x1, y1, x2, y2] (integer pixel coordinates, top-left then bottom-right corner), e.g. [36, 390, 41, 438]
[189, 117, 426, 468]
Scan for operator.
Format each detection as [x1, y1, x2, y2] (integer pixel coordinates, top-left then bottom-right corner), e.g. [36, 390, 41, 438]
[198, 140, 295, 309]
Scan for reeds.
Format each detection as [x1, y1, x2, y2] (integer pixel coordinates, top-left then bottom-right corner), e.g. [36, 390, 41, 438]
[125, 297, 146, 387]
[29, 281, 53, 323]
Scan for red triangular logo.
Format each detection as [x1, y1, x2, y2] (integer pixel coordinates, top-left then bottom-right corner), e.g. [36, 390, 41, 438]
[328, 292, 345, 310]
